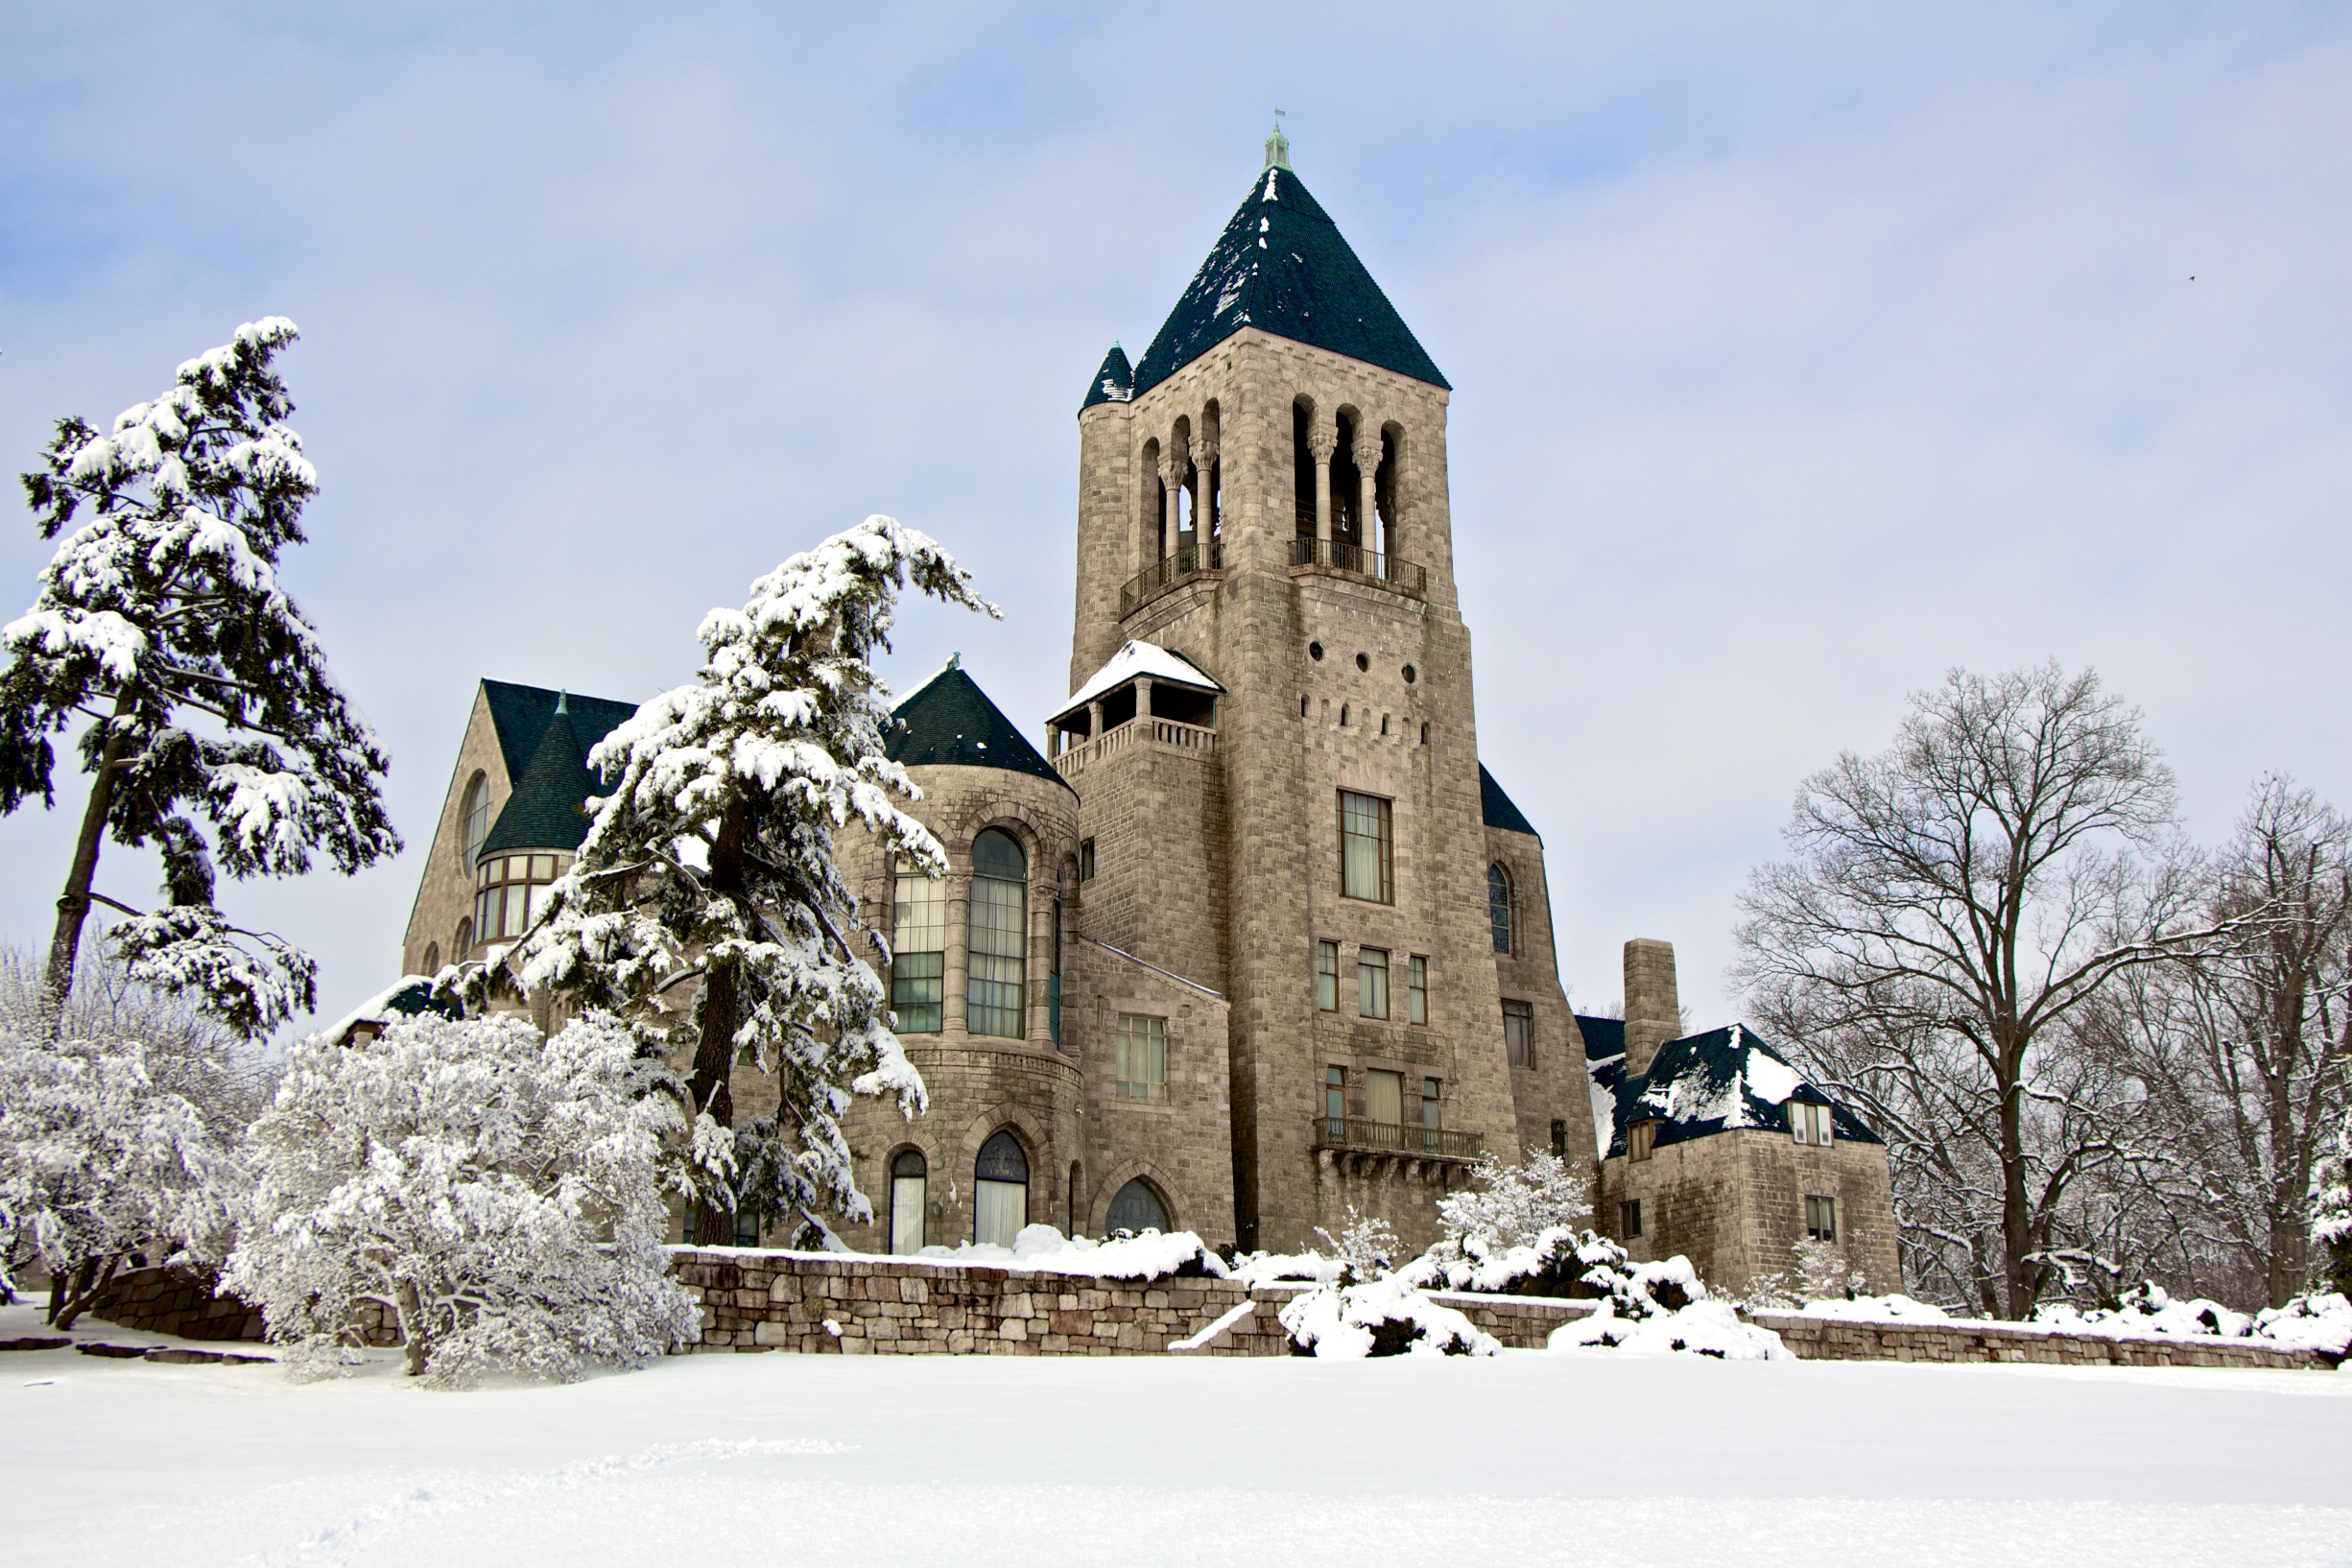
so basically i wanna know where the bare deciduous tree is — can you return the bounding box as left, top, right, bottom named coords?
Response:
left=1735, top=662, right=2219, bottom=1318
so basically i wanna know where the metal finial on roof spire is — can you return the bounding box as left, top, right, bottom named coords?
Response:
left=1264, top=109, right=1291, bottom=171
left=555, top=688, right=568, bottom=713
left=947, top=652, right=961, bottom=670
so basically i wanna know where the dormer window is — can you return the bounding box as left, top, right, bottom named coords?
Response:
left=1793, top=1102, right=1835, bottom=1147
left=1627, top=1119, right=1660, bottom=1162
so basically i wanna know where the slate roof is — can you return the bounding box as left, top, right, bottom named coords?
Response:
left=1480, top=763, right=1540, bottom=838
left=477, top=679, right=639, bottom=860
left=1126, top=163, right=1449, bottom=401
left=1050, top=640, right=1223, bottom=725
left=890, top=662, right=1071, bottom=791
left=1081, top=343, right=1134, bottom=409
left=1584, top=1020, right=1886, bottom=1157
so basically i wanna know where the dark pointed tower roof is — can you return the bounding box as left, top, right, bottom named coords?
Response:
left=1479, top=763, right=1540, bottom=839
left=477, top=680, right=640, bottom=861
left=889, top=661, right=1071, bottom=792
left=1129, top=159, right=1448, bottom=399
left=1081, top=343, right=1134, bottom=410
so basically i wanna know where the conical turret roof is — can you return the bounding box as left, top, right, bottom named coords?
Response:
left=1081, top=343, right=1134, bottom=410
left=1129, top=163, right=1448, bottom=399
left=888, top=661, right=1070, bottom=791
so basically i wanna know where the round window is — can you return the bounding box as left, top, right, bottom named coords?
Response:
left=1308, top=641, right=1324, bottom=661
left=1402, top=664, right=1416, bottom=684
left=1355, top=653, right=1370, bottom=672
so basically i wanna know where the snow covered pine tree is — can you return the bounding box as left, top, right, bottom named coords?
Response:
left=509, top=516, right=993, bottom=1245
left=2, top=319, right=399, bottom=1035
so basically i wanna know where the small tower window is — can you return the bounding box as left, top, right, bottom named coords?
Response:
left=1805, top=1195, right=1838, bottom=1242
left=1488, top=864, right=1513, bottom=954
left=459, top=771, right=490, bottom=867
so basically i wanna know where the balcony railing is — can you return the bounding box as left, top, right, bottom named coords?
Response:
left=1313, top=1116, right=1483, bottom=1161
left=1120, top=539, right=1222, bottom=616
left=1289, top=535, right=1427, bottom=597
left=1052, top=716, right=1216, bottom=781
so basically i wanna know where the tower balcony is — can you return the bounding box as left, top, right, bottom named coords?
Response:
left=1289, top=535, right=1428, bottom=598
left=1052, top=715, right=1217, bottom=782
left=1312, top=1115, right=1482, bottom=1162
left=1120, top=540, right=1223, bottom=616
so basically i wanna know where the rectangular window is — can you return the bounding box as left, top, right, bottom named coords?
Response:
left=1627, top=1120, right=1657, bottom=1162
left=1316, top=940, right=1340, bottom=1011
left=1793, top=1102, right=1835, bottom=1147
left=1407, top=956, right=1428, bottom=1025
left=1114, top=1014, right=1168, bottom=1101
left=1621, top=1200, right=1643, bottom=1240
left=1550, top=1119, right=1568, bottom=1158
left=1080, top=838, right=1096, bottom=882
left=1358, top=946, right=1390, bottom=1019
left=1806, top=1195, right=1837, bottom=1243
left=1323, top=1064, right=1346, bottom=1134
left=967, top=872, right=1026, bottom=1038
left=891, top=857, right=947, bottom=1033
left=1338, top=791, right=1393, bottom=903
left=1366, top=1068, right=1404, bottom=1127
left=1503, top=999, right=1533, bottom=1068
left=1419, top=1077, right=1441, bottom=1148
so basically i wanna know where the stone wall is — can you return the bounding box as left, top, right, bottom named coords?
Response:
left=1750, top=1310, right=2336, bottom=1371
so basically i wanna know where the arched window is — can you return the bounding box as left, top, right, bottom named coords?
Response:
left=974, top=1130, right=1029, bottom=1247
left=890, top=1148, right=927, bottom=1255
left=420, top=941, right=440, bottom=977
left=1068, top=1161, right=1083, bottom=1234
left=1107, top=1178, right=1169, bottom=1236
left=967, top=829, right=1027, bottom=1038
left=459, top=771, right=490, bottom=867
left=1488, top=864, right=1513, bottom=955
left=454, top=916, right=474, bottom=958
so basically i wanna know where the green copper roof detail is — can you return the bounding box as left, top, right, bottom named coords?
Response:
left=477, top=678, right=639, bottom=861
left=1081, top=343, right=1134, bottom=410
left=1480, top=763, right=1540, bottom=838
left=889, top=664, right=1071, bottom=792
left=1129, top=163, right=1448, bottom=398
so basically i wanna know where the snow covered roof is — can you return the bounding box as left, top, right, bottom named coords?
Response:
left=889, top=661, right=1070, bottom=790
left=1049, top=641, right=1222, bottom=726
left=1480, top=764, right=1539, bottom=839
left=1081, top=343, right=1134, bottom=410
left=478, top=679, right=639, bottom=861
left=1126, top=163, right=1449, bottom=402
left=325, top=976, right=463, bottom=1044
left=1586, top=1021, right=1885, bottom=1156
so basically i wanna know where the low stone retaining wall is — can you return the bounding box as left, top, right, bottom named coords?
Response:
left=76, top=1250, right=2334, bottom=1370
left=1750, top=1311, right=2336, bottom=1371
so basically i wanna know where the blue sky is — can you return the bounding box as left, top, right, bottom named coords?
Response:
left=3, top=3, right=2348, bottom=1033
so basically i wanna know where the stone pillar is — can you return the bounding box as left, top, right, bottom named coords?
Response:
left=1197, top=439, right=1220, bottom=542
left=1310, top=424, right=1337, bottom=548
left=1137, top=676, right=1155, bottom=725
left=1354, top=429, right=1379, bottom=569
left=1162, top=437, right=1190, bottom=557
left=1088, top=699, right=1105, bottom=740
left=1623, top=938, right=1681, bottom=1078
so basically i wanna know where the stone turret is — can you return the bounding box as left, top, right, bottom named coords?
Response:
left=1622, top=938, right=1681, bottom=1077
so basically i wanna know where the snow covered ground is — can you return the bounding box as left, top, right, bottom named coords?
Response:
left=5, top=1302, right=2350, bottom=1567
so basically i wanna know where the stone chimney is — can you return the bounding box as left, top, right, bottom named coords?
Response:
left=1623, top=938, right=1681, bottom=1078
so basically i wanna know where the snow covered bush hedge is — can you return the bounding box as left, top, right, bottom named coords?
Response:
left=1280, top=1275, right=1500, bottom=1358
left=1552, top=1240, right=1792, bottom=1360
left=226, top=1010, right=698, bottom=1387
left=914, top=1223, right=1228, bottom=1281
left=1397, top=1150, right=1595, bottom=1295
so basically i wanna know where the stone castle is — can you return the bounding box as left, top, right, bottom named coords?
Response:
left=393, top=129, right=1899, bottom=1296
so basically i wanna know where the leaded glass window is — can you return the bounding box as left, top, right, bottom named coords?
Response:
left=892, top=857, right=946, bottom=1033
left=975, top=1130, right=1029, bottom=1247
left=1488, top=864, right=1513, bottom=954
left=1107, top=1178, right=1169, bottom=1236
left=1339, top=791, right=1392, bottom=903
left=1115, top=1013, right=1167, bottom=1100
left=967, top=829, right=1027, bottom=1038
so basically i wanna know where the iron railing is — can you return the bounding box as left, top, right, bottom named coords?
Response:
left=1289, top=535, right=1427, bottom=596
left=1313, top=1116, right=1483, bottom=1160
left=1120, top=539, right=1222, bottom=615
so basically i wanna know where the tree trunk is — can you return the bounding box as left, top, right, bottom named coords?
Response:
left=397, top=1281, right=428, bottom=1377
left=44, top=722, right=131, bottom=1019
left=1998, top=1044, right=2034, bottom=1319
left=52, top=1253, right=120, bottom=1331
left=687, top=801, right=748, bottom=1247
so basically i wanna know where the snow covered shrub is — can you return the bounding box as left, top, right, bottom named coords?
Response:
left=1741, top=1237, right=1866, bottom=1310
left=2314, top=1104, right=2352, bottom=1295
left=507, top=516, right=992, bottom=1244
left=1280, top=1275, right=1500, bottom=1358
left=1313, top=1205, right=1402, bottom=1283
left=1553, top=1248, right=1792, bottom=1360
left=3, top=318, right=398, bottom=1034
left=2250, top=1293, right=2352, bottom=1361
left=227, top=1010, right=698, bottom=1387
left=916, top=1223, right=1229, bottom=1281
left=0, top=1023, right=237, bottom=1328
left=2032, top=1283, right=2253, bottom=1339
left=1399, top=1150, right=1594, bottom=1295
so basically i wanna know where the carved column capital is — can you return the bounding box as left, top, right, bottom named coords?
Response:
left=1307, top=424, right=1337, bottom=463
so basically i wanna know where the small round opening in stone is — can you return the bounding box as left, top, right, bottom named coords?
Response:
left=1402, top=664, right=1416, bottom=683
left=1355, top=653, right=1370, bottom=672
left=1308, top=641, right=1324, bottom=660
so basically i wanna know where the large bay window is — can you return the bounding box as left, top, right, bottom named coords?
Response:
left=474, top=853, right=562, bottom=945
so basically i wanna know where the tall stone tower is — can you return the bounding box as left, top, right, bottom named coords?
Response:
left=1053, top=130, right=1590, bottom=1251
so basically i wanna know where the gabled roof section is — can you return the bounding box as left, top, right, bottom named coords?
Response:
left=1588, top=1023, right=1886, bottom=1157
left=890, top=662, right=1071, bottom=792
left=477, top=680, right=639, bottom=862
left=1480, top=763, right=1539, bottom=838
left=1130, top=164, right=1448, bottom=398
left=1081, top=343, right=1134, bottom=410
left=1049, top=640, right=1223, bottom=725
left=1577, top=1014, right=1627, bottom=1063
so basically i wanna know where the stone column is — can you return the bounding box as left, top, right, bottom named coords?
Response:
left=1197, top=438, right=1220, bottom=545
left=1136, top=676, right=1155, bottom=725
left=1354, top=429, right=1380, bottom=570
left=1161, top=439, right=1190, bottom=558
left=1088, top=698, right=1105, bottom=741
left=1309, top=424, right=1337, bottom=549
